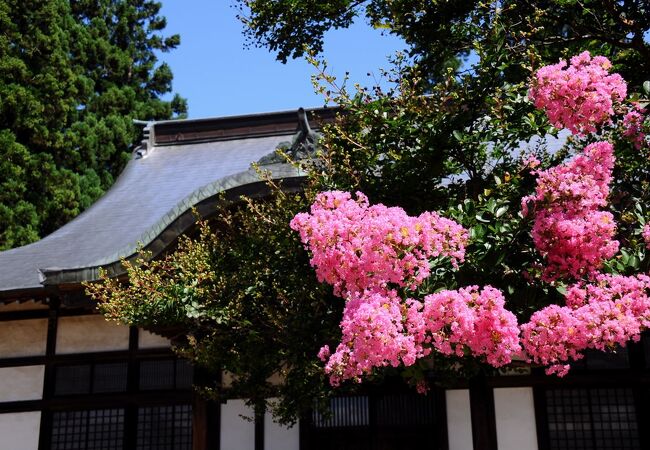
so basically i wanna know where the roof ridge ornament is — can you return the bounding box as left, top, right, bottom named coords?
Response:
left=132, top=120, right=155, bottom=159
left=257, top=107, right=320, bottom=165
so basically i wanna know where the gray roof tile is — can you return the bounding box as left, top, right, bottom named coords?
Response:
left=0, top=133, right=296, bottom=295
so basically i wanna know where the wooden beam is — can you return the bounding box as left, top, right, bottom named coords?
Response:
left=469, top=373, right=498, bottom=450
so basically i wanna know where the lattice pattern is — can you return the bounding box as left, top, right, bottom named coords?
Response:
left=139, top=359, right=193, bottom=391
left=176, top=359, right=193, bottom=389
left=140, top=360, right=175, bottom=390
left=136, top=404, right=192, bottom=450
left=307, top=392, right=440, bottom=450
left=376, top=393, right=436, bottom=427
left=55, top=365, right=91, bottom=395
left=55, top=362, right=129, bottom=396
left=545, top=388, right=641, bottom=449
left=51, top=409, right=125, bottom=450
left=93, top=362, right=128, bottom=393
left=312, top=396, right=370, bottom=428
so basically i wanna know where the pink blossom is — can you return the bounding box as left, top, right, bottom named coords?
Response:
left=290, top=191, right=468, bottom=297
left=529, top=51, right=627, bottom=135
left=415, top=380, right=429, bottom=394
left=320, top=286, right=521, bottom=386
left=520, top=274, right=650, bottom=375
left=292, top=51, right=649, bottom=387
left=522, top=141, right=619, bottom=280
left=521, top=154, right=541, bottom=170
left=643, top=223, right=650, bottom=249
left=321, top=290, right=427, bottom=386
left=317, top=345, right=331, bottom=361
left=622, top=105, right=646, bottom=149
left=422, top=286, right=521, bottom=367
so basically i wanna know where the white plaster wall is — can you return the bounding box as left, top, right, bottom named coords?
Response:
left=494, top=387, right=538, bottom=450
left=138, top=329, right=170, bottom=349
left=56, top=315, right=129, bottom=354
left=446, top=389, right=473, bottom=450
left=0, top=319, right=47, bottom=358
left=264, top=399, right=299, bottom=450
left=0, top=411, right=41, bottom=450
left=0, top=366, right=44, bottom=402
left=220, top=399, right=255, bottom=450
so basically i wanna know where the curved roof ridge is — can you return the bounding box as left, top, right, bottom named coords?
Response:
left=40, top=162, right=304, bottom=282
left=0, top=109, right=318, bottom=299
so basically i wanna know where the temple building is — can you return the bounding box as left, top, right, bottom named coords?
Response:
left=0, top=108, right=647, bottom=450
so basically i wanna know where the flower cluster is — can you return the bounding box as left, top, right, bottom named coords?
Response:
left=295, top=52, right=648, bottom=387
left=520, top=274, right=650, bottom=376
left=522, top=141, right=619, bottom=280
left=290, top=191, right=468, bottom=297
left=529, top=51, right=627, bottom=135
left=422, top=286, right=521, bottom=367
left=293, top=192, right=524, bottom=386
left=319, top=286, right=521, bottom=386
left=622, top=105, right=646, bottom=149
left=643, top=223, right=650, bottom=249
left=318, top=290, right=427, bottom=386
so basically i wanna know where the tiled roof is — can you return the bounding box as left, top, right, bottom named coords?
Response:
left=0, top=108, right=330, bottom=299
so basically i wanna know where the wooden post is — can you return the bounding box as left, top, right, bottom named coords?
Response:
left=193, top=367, right=221, bottom=450
left=469, top=373, right=497, bottom=450
left=38, top=294, right=59, bottom=450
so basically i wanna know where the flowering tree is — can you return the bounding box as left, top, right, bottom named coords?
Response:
left=89, top=42, right=650, bottom=423
left=291, top=51, right=650, bottom=389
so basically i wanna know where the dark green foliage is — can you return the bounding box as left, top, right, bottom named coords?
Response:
left=236, top=0, right=359, bottom=63
left=238, top=0, right=650, bottom=85
left=88, top=192, right=343, bottom=424
left=0, top=0, right=186, bottom=249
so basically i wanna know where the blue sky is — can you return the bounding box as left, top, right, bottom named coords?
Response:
left=158, top=1, right=405, bottom=119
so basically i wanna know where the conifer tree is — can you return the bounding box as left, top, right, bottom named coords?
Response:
left=0, top=0, right=186, bottom=249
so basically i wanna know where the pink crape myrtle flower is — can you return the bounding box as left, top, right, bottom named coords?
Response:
left=622, top=105, right=646, bottom=149
left=521, top=154, right=541, bottom=170
left=290, top=191, right=468, bottom=297
left=293, top=192, right=524, bottom=387
left=319, top=290, right=428, bottom=386
left=522, top=141, right=619, bottom=280
left=422, top=286, right=522, bottom=367
left=529, top=51, right=627, bottom=135
left=520, top=274, right=650, bottom=376
left=319, top=286, right=521, bottom=386
left=643, top=223, right=650, bottom=249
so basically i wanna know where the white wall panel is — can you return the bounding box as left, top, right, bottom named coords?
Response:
left=264, top=400, right=299, bottom=450
left=56, top=315, right=129, bottom=354
left=0, top=319, right=47, bottom=358
left=494, top=387, right=538, bottom=450
left=220, top=399, right=255, bottom=450
left=0, top=366, right=44, bottom=402
left=138, top=329, right=170, bottom=349
left=446, top=389, right=473, bottom=450
left=0, top=411, right=41, bottom=450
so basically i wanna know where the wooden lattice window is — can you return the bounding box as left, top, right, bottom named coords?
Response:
left=306, top=391, right=442, bottom=450
left=51, top=408, right=125, bottom=450
left=136, top=404, right=193, bottom=450
left=542, top=387, right=641, bottom=450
